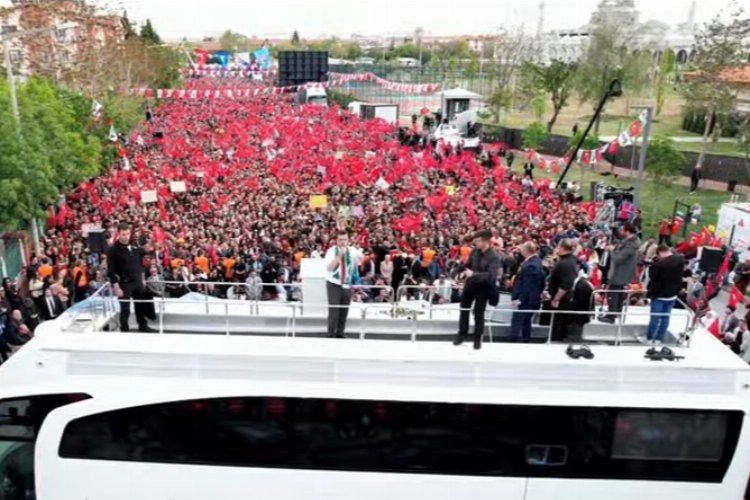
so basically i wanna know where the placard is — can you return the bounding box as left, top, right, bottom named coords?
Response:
left=310, top=195, right=328, bottom=209
left=141, top=190, right=158, bottom=203
left=170, top=181, right=186, bottom=193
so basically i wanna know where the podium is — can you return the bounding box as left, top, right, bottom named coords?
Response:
left=300, top=258, right=328, bottom=316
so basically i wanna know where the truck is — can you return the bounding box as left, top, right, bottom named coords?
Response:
left=298, top=86, right=328, bottom=106
left=347, top=102, right=399, bottom=125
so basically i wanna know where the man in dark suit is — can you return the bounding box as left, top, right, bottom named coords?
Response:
left=510, top=242, right=545, bottom=342
left=41, top=288, right=64, bottom=321
left=107, top=222, right=154, bottom=333
left=454, top=230, right=502, bottom=350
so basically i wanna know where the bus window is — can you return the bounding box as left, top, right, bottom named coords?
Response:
left=0, top=394, right=90, bottom=500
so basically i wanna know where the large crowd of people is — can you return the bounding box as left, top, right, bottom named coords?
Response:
left=0, top=79, right=748, bottom=359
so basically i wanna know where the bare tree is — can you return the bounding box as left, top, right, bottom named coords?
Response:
left=483, top=27, right=535, bottom=121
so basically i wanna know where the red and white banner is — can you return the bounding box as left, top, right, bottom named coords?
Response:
left=183, top=68, right=271, bottom=78
left=130, top=73, right=441, bottom=99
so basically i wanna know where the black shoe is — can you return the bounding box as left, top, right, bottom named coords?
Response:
left=566, top=344, right=594, bottom=360
left=138, top=325, right=156, bottom=333
left=335, top=334, right=346, bottom=339
left=473, top=337, right=482, bottom=350
left=453, top=334, right=466, bottom=346
left=598, top=316, right=615, bottom=324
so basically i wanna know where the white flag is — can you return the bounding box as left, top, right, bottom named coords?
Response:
left=617, top=131, right=633, bottom=147
left=376, top=176, right=390, bottom=191
left=92, top=100, right=103, bottom=119
left=123, top=156, right=131, bottom=171
left=108, top=124, right=118, bottom=142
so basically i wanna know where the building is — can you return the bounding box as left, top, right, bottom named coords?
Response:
left=0, top=0, right=125, bottom=76
left=540, top=0, right=698, bottom=64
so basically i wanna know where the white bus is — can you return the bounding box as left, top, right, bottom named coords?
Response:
left=1, top=321, right=750, bottom=500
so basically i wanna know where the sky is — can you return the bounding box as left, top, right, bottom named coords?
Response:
left=3, top=0, right=748, bottom=40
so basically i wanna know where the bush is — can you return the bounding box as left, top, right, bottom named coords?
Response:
left=523, top=122, right=549, bottom=150
left=327, top=89, right=357, bottom=108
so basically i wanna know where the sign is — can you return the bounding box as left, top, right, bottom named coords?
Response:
left=141, top=190, right=158, bottom=203
left=253, top=47, right=271, bottom=71
left=81, top=223, right=101, bottom=237
left=310, top=195, right=328, bottom=209
left=338, top=206, right=352, bottom=218
left=376, top=177, right=390, bottom=191
left=170, top=181, right=187, bottom=193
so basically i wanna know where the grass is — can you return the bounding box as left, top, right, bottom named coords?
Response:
left=526, top=160, right=735, bottom=238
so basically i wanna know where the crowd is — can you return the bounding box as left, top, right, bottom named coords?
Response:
left=0, top=80, right=746, bottom=358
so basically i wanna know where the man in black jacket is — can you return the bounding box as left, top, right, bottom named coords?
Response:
left=107, top=223, right=154, bottom=332
left=645, top=245, right=685, bottom=344
left=454, top=230, right=502, bottom=350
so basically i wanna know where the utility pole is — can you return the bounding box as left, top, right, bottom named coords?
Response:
left=634, top=106, right=654, bottom=207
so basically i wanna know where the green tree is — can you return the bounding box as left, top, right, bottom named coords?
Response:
left=522, top=60, right=577, bottom=132
left=139, top=19, right=162, bottom=45
left=682, top=5, right=750, bottom=169
left=645, top=138, right=686, bottom=224
left=219, top=30, right=252, bottom=52
left=487, top=87, right=513, bottom=123
left=655, top=49, right=676, bottom=116
left=523, top=122, right=549, bottom=150
left=291, top=30, right=301, bottom=45
left=466, top=51, right=480, bottom=80
left=576, top=21, right=650, bottom=135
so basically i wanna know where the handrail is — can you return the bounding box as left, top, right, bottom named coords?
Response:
left=68, top=291, right=686, bottom=346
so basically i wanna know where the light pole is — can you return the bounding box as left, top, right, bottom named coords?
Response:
left=2, top=22, right=76, bottom=254
left=557, top=79, right=623, bottom=186
left=632, top=105, right=654, bottom=207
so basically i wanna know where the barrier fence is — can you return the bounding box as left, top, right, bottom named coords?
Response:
left=58, top=282, right=695, bottom=347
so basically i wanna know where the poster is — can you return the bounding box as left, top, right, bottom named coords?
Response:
left=253, top=47, right=271, bottom=70
left=141, top=190, right=158, bottom=203
left=170, top=181, right=187, bottom=193
left=310, top=195, right=328, bottom=209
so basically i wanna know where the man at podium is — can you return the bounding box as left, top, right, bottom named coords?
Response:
left=325, top=231, right=360, bottom=338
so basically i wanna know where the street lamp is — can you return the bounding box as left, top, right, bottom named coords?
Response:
left=557, top=78, right=623, bottom=186
left=2, top=22, right=77, bottom=254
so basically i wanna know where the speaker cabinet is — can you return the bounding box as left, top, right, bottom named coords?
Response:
left=700, top=246, right=724, bottom=274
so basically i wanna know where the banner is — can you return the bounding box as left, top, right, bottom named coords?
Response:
left=215, top=51, right=231, bottom=68
left=310, top=194, right=328, bottom=209
left=254, top=47, right=271, bottom=71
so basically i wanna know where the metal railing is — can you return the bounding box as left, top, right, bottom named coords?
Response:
left=61, top=282, right=695, bottom=347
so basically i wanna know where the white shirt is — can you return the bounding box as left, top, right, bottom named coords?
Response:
left=325, top=246, right=361, bottom=289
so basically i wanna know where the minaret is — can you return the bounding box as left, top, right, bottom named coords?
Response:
left=687, top=0, right=696, bottom=26
left=536, top=1, right=546, bottom=37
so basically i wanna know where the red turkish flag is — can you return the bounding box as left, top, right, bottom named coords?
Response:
left=608, top=140, right=619, bottom=155
left=551, top=160, right=560, bottom=174
left=538, top=158, right=546, bottom=170
left=581, top=151, right=591, bottom=165
left=629, top=120, right=642, bottom=138
left=528, top=149, right=537, bottom=161
left=729, top=285, right=745, bottom=309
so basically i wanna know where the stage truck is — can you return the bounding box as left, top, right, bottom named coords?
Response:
left=1, top=283, right=749, bottom=500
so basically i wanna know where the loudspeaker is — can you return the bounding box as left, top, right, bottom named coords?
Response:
left=87, top=230, right=107, bottom=254
left=700, top=247, right=724, bottom=274
left=278, top=50, right=328, bottom=87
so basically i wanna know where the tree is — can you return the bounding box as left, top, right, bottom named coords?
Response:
left=655, top=49, right=676, bottom=116
left=466, top=52, right=480, bottom=80
left=576, top=20, right=650, bottom=135
left=645, top=138, right=686, bottom=224
left=487, top=87, right=513, bottom=123
left=139, top=19, right=162, bottom=45
left=291, top=30, right=301, bottom=46
left=523, top=122, right=549, bottom=150
left=682, top=5, right=750, bottom=169
left=0, top=78, right=103, bottom=230
left=522, top=60, right=577, bottom=132
left=483, top=27, right=535, bottom=122
left=219, top=30, right=252, bottom=52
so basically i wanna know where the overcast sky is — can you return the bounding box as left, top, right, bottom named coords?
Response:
left=4, top=0, right=748, bottom=40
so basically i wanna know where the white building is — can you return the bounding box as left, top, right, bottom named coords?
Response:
left=540, top=0, right=698, bottom=64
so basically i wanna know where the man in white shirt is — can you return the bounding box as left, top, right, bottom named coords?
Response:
left=325, top=231, right=359, bottom=338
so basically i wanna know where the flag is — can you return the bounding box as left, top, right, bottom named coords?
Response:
left=608, top=140, right=619, bottom=156
left=617, top=131, right=633, bottom=147
left=108, top=124, right=118, bottom=142
left=376, top=176, right=390, bottom=191
left=92, top=100, right=103, bottom=121
left=629, top=120, right=642, bottom=138
left=729, top=285, right=745, bottom=309
left=528, top=149, right=536, bottom=161
left=717, top=250, right=733, bottom=286
left=581, top=151, right=591, bottom=165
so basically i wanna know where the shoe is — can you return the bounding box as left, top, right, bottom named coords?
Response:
left=635, top=335, right=648, bottom=344
left=138, top=325, right=156, bottom=333
left=598, top=316, right=615, bottom=324
left=566, top=344, right=594, bottom=360
left=473, top=337, right=482, bottom=350
left=453, top=334, right=467, bottom=346
left=335, top=334, right=346, bottom=339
